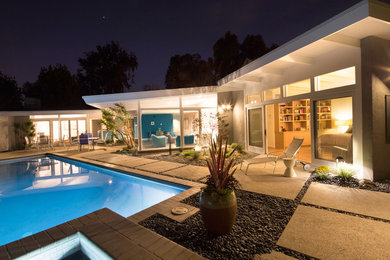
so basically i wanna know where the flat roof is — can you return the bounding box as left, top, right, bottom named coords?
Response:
left=83, top=86, right=218, bottom=109
left=218, top=0, right=390, bottom=87
left=0, top=109, right=100, bottom=117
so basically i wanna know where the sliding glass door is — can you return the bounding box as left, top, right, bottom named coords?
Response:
left=247, top=106, right=265, bottom=153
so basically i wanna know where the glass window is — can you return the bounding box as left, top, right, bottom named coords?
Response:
left=78, top=120, right=86, bottom=134
left=263, top=87, right=281, bottom=101
left=53, top=121, right=60, bottom=142
left=60, top=114, right=86, bottom=118
left=248, top=108, right=263, bottom=148
left=315, top=67, right=355, bottom=91
left=246, top=94, right=260, bottom=105
left=61, top=121, right=69, bottom=141
left=183, top=110, right=199, bottom=146
left=315, top=97, right=353, bottom=163
left=284, top=79, right=311, bottom=97
left=30, top=115, right=58, bottom=119
left=35, top=121, right=50, bottom=137
left=70, top=120, right=78, bottom=138
left=140, top=109, right=180, bottom=150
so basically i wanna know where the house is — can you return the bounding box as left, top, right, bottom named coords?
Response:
left=2, top=0, right=389, bottom=181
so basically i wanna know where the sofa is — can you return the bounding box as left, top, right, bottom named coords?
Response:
left=317, top=133, right=352, bottom=163
left=175, top=135, right=195, bottom=147
left=151, top=134, right=168, bottom=147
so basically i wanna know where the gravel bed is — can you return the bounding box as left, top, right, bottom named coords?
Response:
left=140, top=190, right=312, bottom=260
left=312, top=174, right=390, bottom=193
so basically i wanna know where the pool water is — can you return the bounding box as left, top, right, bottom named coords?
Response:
left=0, top=156, right=187, bottom=246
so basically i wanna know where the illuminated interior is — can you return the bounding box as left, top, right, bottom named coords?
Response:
left=283, top=79, right=311, bottom=97
left=263, top=87, right=281, bottom=101
left=315, top=67, right=356, bottom=91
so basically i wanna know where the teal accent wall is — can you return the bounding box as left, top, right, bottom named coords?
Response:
left=141, top=114, right=173, bottom=138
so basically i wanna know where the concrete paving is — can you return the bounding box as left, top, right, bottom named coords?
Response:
left=302, top=182, right=390, bottom=220
left=277, top=205, right=390, bottom=260
left=254, top=251, right=297, bottom=260
left=164, top=165, right=210, bottom=181
left=136, top=160, right=186, bottom=173
left=235, top=161, right=310, bottom=200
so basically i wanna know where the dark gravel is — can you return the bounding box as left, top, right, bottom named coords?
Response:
left=140, top=190, right=307, bottom=260
left=312, top=174, right=390, bottom=193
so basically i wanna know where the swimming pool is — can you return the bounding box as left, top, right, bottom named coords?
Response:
left=0, top=155, right=188, bottom=246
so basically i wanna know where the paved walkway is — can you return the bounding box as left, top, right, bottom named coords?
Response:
left=2, top=148, right=390, bottom=259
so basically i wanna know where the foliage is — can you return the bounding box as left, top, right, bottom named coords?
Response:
left=24, top=64, right=85, bottom=109
left=78, top=41, right=138, bottom=95
left=316, top=173, right=330, bottom=181
left=14, top=119, right=36, bottom=147
left=192, top=111, right=229, bottom=145
left=192, top=151, right=201, bottom=161
left=205, top=137, right=240, bottom=191
left=333, top=162, right=356, bottom=181
left=0, top=71, right=22, bottom=110
left=315, top=166, right=331, bottom=173
left=101, top=103, right=136, bottom=149
left=183, top=151, right=193, bottom=157
left=165, top=54, right=215, bottom=89
left=230, top=143, right=244, bottom=154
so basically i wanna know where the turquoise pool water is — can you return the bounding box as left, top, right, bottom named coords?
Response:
left=0, top=155, right=187, bottom=246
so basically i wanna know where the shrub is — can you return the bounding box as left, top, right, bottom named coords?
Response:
left=230, top=143, right=244, bottom=153
left=183, top=151, right=193, bottom=157
left=334, top=162, right=356, bottom=181
left=174, top=152, right=181, bottom=156
left=316, top=166, right=331, bottom=173
left=192, top=151, right=201, bottom=161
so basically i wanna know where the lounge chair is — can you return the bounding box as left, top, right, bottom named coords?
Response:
left=240, top=137, right=304, bottom=175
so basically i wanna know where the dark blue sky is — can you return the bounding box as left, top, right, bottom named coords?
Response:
left=0, top=0, right=362, bottom=92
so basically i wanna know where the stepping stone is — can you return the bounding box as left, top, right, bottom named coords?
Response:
left=164, top=165, right=209, bottom=181
left=277, top=205, right=390, bottom=260
left=253, top=251, right=297, bottom=260
left=118, top=158, right=159, bottom=167
left=136, top=161, right=185, bottom=173
left=302, top=182, right=390, bottom=220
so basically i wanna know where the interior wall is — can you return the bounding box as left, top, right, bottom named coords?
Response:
left=266, top=105, right=275, bottom=148
left=141, top=114, right=173, bottom=138
left=232, top=91, right=245, bottom=145
left=361, top=36, right=390, bottom=180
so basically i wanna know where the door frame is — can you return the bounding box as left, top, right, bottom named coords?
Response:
left=246, top=105, right=266, bottom=154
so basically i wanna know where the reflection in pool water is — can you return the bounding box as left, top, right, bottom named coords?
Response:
left=0, top=156, right=187, bottom=246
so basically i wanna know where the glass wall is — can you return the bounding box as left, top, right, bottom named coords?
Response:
left=283, top=79, right=311, bottom=97
left=248, top=108, right=263, bottom=148
left=315, top=97, right=353, bottom=163
left=140, top=110, right=181, bottom=149
left=263, top=87, right=281, bottom=101
left=182, top=110, right=199, bottom=147
left=315, top=67, right=355, bottom=91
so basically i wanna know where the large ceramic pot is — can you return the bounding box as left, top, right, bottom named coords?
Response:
left=200, top=189, right=237, bottom=235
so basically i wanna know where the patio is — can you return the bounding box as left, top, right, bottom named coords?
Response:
left=1, top=148, right=390, bottom=259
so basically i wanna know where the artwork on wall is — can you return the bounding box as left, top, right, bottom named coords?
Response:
left=386, top=95, right=390, bottom=144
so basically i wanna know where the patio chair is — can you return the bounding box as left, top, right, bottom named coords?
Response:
left=62, top=135, right=71, bottom=149
left=240, top=137, right=304, bottom=175
left=24, top=136, right=38, bottom=150
left=37, top=133, right=51, bottom=150
left=79, top=133, right=90, bottom=151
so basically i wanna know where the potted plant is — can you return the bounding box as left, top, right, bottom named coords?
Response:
left=200, top=137, right=240, bottom=235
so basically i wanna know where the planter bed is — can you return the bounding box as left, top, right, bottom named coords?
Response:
left=139, top=190, right=313, bottom=260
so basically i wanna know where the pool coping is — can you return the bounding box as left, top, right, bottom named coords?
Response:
left=0, top=152, right=204, bottom=259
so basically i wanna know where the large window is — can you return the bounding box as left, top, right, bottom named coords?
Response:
left=263, top=87, right=281, bottom=101
left=283, top=79, right=311, bottom=97
left=315, top=97, right=353, bottom=163
left=248, top=108, right=263, bottom=148
left=315, top=67, right=355, bottom=91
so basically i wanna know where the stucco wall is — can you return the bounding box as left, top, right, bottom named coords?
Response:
left=231, top=91, right=245, bottom=145
left=361, top=36, right=390, bottom=180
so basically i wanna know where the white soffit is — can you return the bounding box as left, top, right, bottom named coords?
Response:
left=218, top=0, right=390, bottom=86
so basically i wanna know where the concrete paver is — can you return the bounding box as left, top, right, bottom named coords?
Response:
left=164, top=164, right=210, bottom=181
left=277, top=205, right=390, bottom=260
left=302, top=182, right=390, bottom=220
left=136, top=160, right=185, bottom=173
left=254, top=251, right=297, bottom=260
left=236, top=161, right=310, bottom=200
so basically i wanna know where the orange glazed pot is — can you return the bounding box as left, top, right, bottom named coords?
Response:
left=200, top=190, right=237, bottom=235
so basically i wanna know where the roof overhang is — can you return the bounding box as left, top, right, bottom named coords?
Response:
left=83, top=86, right=218, bottom=109
left=218, top=0, right=390, bottom=88
left=0, top=109, right=100, bottom=117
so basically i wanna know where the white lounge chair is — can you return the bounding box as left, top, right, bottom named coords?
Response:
left=240, top=137, right=304, bottom=175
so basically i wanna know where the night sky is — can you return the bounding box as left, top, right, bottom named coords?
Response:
left=1, top=0, right=362, bottom=92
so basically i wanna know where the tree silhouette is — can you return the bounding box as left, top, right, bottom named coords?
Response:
left=78, top=41, right=138, bottom=95
left=0, top=71, right=22, bottom=110
left=213, top=32, right=241, bottom=80
left=24, top=64, right=85, bottom=109
left=165, top=54, right=215, bottom=89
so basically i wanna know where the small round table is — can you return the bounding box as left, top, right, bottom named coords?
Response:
left=283, top=158, right=297, bottom=177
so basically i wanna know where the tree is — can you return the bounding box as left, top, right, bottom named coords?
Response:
left=78, top=41, right=138, bottom=95
left=101, top=103, right=136, bottom=149
left=25, top=64, right=85, bottom=109
left=165, top=54, right=215, bottom=89
left=240, top=34, right=268, bottom=62
left=0, top=71, right=22, bottom=110
left=14, top=119, right=36, bottom=149
left=213, top=32, right=241, bottom=80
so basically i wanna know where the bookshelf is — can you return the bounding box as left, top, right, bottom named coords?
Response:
left=317, top=100, right=333, bottom=130
left=275, top=99, right=311, bottom=148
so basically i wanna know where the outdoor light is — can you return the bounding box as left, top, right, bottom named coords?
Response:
left=194, top=145, right=202, bottom=152
left=335, top=156, right=344, bottom=168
